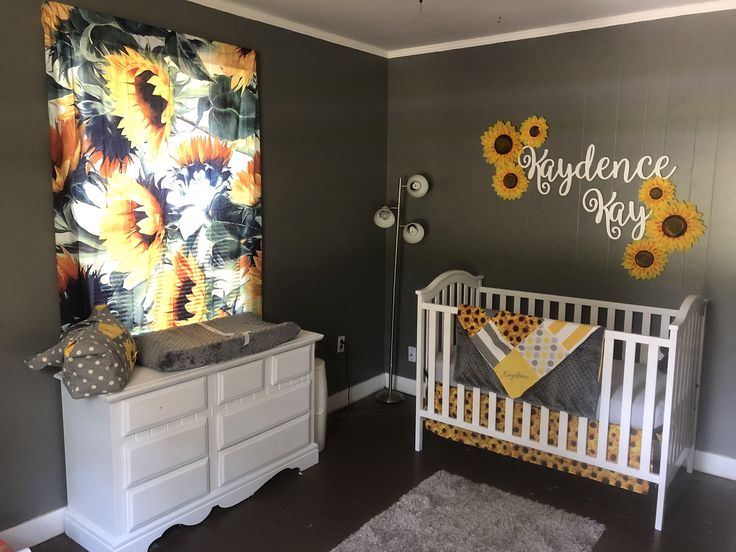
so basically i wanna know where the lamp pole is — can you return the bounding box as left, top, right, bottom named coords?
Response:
left=376, top=177, right=406, bottom=404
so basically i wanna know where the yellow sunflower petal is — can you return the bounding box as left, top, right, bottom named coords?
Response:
left=622, top=239, right=668, bottom=280
left=492, top=164, right=529, bottom=200
left=520, top=116, right=548, bottom=148
left=645, top=200, right=705, bottom=252
left=480, top=121, right=523, bottom=166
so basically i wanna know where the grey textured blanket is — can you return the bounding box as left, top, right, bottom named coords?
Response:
left=135, top=313, right=301, bottom=372
left=454, top=319, right=603, bottom=419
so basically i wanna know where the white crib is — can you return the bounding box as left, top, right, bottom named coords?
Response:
left=414, top=270, right=707, bottom=531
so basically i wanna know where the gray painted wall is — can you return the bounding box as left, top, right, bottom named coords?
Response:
left=0, top=0, right=386, bottom=530
left=387, top=12, right=736, bottom=459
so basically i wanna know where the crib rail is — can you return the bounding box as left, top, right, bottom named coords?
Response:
left=414, top=270, right=706, bottom=532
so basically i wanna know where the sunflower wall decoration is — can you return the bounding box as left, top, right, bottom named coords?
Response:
left=480, top=116, right=547, bottom=201
left=43, top=2, right=262, bottom=334
left=622, top=180, right=705, bottom=280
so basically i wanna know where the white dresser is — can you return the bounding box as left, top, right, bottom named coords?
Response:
left=60, top=331, right=323, bottom=552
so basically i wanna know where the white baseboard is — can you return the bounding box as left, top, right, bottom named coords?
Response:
left=385, top=373, right=417, bottom=397
left=326, top=373, right=385, bottom=413
left=0, top=507, right=65, bottom=550
left=693, top=450, right=736, bottom=481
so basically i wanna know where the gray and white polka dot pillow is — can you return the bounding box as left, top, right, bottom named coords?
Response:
left=25, top=305, right=137, bottom=399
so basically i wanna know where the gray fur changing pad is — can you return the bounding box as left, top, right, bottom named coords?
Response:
left=134, top=313, right=301, bottom=372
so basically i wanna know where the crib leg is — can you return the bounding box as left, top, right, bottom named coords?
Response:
left=686, top=447, right=695, bottom=474
left=415, top=413, right=424, bottom=452
left=655, top=482, right=666, bottom=531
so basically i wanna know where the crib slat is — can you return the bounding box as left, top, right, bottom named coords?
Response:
left=577, top=417, right=588, bottom=455
left=543, top=300, right=550, bottom=319
left=513, top=296, right=520, bottom=313
left=456, top=384, right=465, bottom=421
left=640, top=344, right=660, bottom=472
left=606, top=309, right=616, bottom=330
left=574, top=304, right=582, bottom=323
left=660, top=316, right=671, bottom=338
left=504, top=397, right=514, bottom=435
left=642, top=313, right=652, bottom=337
left=617, top=341, right=636, bottom=467
left=427, top=311, right=437, bottom=414
left=439, top=288, right=445, bottom=306
left=520, top=402, right=531, bottom=440
left=597, top=333, right=615, bottom=460
left=624, top=310, right=633, bottom=333
left=540, top=407, right=550, bottom=446
left=472, top=388, right=480, bottom=426
left=558, top=411, right=569, bottom=452
left=441, top=312, right=451, bottom=417
left=489, top=392, right=497, bottom=429
left=590, top=306, right=599, bottom=326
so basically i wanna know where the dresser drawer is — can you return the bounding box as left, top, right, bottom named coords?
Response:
left=218, top=414, right=310, bottom=486
left=122, top=378, right=207, bottom=436
left=126, top=458, right=209, bottom=530
left=217, top=359, right=265, bottom=405
left=217, top=382, right=310, bottom=450
left=124, top=419, right=207, bottom=487
left=271, top=346, right=310, bottom=385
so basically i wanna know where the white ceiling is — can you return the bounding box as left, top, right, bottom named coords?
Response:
left=188, top=0, right=736, bottom=57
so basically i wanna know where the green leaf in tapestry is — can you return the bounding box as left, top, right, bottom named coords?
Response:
left=163, top=34, right=212, bottom=83
left=208, top=76, right=257, bottom=141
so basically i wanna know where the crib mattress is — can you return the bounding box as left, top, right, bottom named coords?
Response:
left=426, top=382, right=655, bottom=494
left=430, top=347, right=666, bottom=430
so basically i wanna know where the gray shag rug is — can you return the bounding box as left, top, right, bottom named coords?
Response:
left=332, top=471, right=605, bottom=552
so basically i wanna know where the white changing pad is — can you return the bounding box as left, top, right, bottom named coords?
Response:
left=430, top=347, right=666, bottom=430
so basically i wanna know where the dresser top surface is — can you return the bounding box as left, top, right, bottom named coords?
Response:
left=95, top=330, right=322, bottom=403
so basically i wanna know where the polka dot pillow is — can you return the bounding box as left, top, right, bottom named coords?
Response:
left=25, top=305, right=137, bottom=399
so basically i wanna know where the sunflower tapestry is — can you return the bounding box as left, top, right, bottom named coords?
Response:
left=43, top=2, right=262, bottom=334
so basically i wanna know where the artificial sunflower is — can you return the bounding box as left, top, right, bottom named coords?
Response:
left=41, top=1, right=73, bottom=48
left=103, top=47, right=173, bottom=158
left=622, top=239, right=668, bottom=280
left=239, top=250, right=262, bottom=315
left=230, top=152, right=261, bottom=206
left=175, top=136, right=233, bottom=173
left=492, top=164, right=529, bottom=200
left=639, top=176, right=676, bottom=210
left=98, top=173, right=165, bottom=289
left=204, top=42, right=256, bottom=92
left=646, top=200, right=705, bottom=252
left=150, top=252, right=208, bottom=330
left=49, top=109, right=84, bottom=193
left=481, top=121, right=523, bottom=166
left=519, top=116, right=548, bottom=148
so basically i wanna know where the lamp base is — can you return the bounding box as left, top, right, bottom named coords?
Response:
left=374, top=388, right=406, bottom=404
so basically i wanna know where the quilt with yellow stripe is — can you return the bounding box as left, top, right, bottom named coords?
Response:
left=455, top=306, right=604, bottom=418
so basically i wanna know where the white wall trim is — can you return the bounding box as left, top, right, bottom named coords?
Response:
left=0, top=507, right=65, bottom=550
left=327, top=373, right=385, bottom=413
left=693, top=450, right=736, bottom=481
left=388, top=0, right=736, bottom=58
left=187, top=0, right=736, bottom=59
left=385, top=373, right=417, bottom=398
left=185, top=0, right=388, bottom=57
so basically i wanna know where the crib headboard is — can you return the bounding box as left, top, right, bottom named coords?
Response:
left=416, top=270, right=679, bottom=338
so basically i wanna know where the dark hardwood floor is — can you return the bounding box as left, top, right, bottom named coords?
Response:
left=36, top=395, right=736, bottom=552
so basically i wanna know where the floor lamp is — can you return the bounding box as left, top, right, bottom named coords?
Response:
left=373, top=174, right=430, bottom=404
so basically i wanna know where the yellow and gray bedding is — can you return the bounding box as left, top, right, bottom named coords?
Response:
left=426, top=383, right=657, bottom=493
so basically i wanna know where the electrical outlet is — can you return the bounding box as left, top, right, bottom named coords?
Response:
left=337, top=335, right=346, bottom=353
left=408, top=346, right=417, bottom=362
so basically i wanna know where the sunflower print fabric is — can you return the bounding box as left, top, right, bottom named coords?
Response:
left=426, top=383, right=655, bottom=494
left=43, top=2, right=262, bottom=334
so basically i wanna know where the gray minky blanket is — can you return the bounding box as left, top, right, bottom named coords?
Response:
left=331, top=470, right=605, bottom=552
left=134, top=313, right=300, bottom=372
left=454, top=319, right=604, bottom=419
